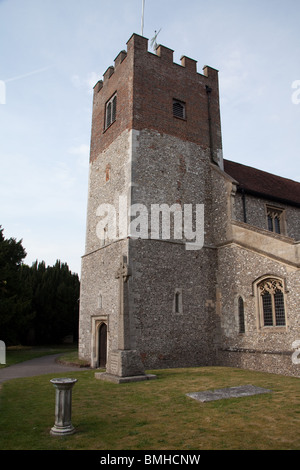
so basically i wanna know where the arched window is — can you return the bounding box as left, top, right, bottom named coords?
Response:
left=105, top=93, right=117, bottom=129
left=267, top=206, right=284, bottom=234
left=173, top=288, right=183, bottom=314
left=100, top=226, right=108, bottom=247
left=112, top=95, right=117, bottom=122
left=98, top=323, right=107, bottom=368
left=238, top=296, right=245, bottom=333
left=258, top=278, right=286, bottom=327
left=175, top=292, right=180, bottom=313
left=106, top=102, right=112, bottom=128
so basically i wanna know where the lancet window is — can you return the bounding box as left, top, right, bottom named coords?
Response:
left=105, top=93, right=117, bottom=129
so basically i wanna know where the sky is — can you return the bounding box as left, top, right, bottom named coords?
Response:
left=0, top=0, right=299, bottom=276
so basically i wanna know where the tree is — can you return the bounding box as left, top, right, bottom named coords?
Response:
left=0, top=226, right=30, bottom=344
left=25, top=260, right=80, bottom=345
left=0, top=226, right=80, bottom=345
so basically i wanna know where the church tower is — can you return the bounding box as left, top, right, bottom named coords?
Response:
left=79, top=34, right=224, bottom=381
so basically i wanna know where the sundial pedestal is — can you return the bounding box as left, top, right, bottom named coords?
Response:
left=50, top=378, right=77, bottom=436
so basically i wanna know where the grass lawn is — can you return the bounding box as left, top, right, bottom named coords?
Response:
left=0, top=363, right=299, bottom=450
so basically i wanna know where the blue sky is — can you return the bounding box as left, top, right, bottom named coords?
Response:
left=0, top=0, right=299, bottom=275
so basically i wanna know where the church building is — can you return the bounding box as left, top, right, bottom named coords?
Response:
left=78, top=34, right=300, bottom=381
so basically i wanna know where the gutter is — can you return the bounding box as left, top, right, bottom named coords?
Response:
left=236, top=185, right=300, bottom=209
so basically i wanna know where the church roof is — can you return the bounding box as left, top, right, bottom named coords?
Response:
left=223, top=159, right=300, bottom=207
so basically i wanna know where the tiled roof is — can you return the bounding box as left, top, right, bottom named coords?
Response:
left=224, top=159, right=300, bottom=206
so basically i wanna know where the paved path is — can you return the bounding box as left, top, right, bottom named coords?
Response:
left=0, top=354, right=89, bottom=384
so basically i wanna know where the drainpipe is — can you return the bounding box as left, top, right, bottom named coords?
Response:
left=241, top=189, right=247, bottom=223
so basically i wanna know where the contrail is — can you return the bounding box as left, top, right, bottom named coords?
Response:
left=5, top=65, right=53, bottom=83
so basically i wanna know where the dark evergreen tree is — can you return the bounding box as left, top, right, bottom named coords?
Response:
left=0, top=226, right=30, bottom=344
left=0, top=226, right=80, bottom=345
left=23, top=260, right=80, bottom=345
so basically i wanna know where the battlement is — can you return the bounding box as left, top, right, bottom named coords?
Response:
left=90, top=33, right=222, bottom=167
left=93, top=33, right=219, bottom=92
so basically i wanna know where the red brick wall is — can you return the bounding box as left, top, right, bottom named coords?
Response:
left=90, top=33, right=222, bottom=163
left=89, top=47, right=133, bottom=162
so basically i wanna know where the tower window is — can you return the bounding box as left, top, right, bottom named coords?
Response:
left=173, top=288, right=183, bottom=314
left=105, top=93, right=117, bottom=129
left=258, top=278, right=286, bottom=327
left=238, top=296, right=245, bottom=333
left=173, top=99, right=186, bottom=119
left=105, top=164, right=111, bottom=182
left=101, top=226, right=108, bottom=247
left=266, top=206, right=284, bottom=234
left=175, top=292, right=180, bottom=313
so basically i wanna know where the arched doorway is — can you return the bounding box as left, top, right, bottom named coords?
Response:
left=98, top=323, right=107, bottom=368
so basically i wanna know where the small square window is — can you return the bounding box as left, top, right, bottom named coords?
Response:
left=105, top=93, right=117, bottom=129
left=173, top=99, right=186, bottom=119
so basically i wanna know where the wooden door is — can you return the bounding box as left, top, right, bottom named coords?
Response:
left=98, top=323, right=107, bottom=368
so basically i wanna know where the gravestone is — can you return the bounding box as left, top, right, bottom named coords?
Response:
left=0, top=341, right=6, bottom=365
left=186, top=385, right=272, bottom=403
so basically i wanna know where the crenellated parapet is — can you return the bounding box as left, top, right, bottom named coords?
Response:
left=94, top=33, right=219, bottom=89
left=90, top=33, right=223, bottom=168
